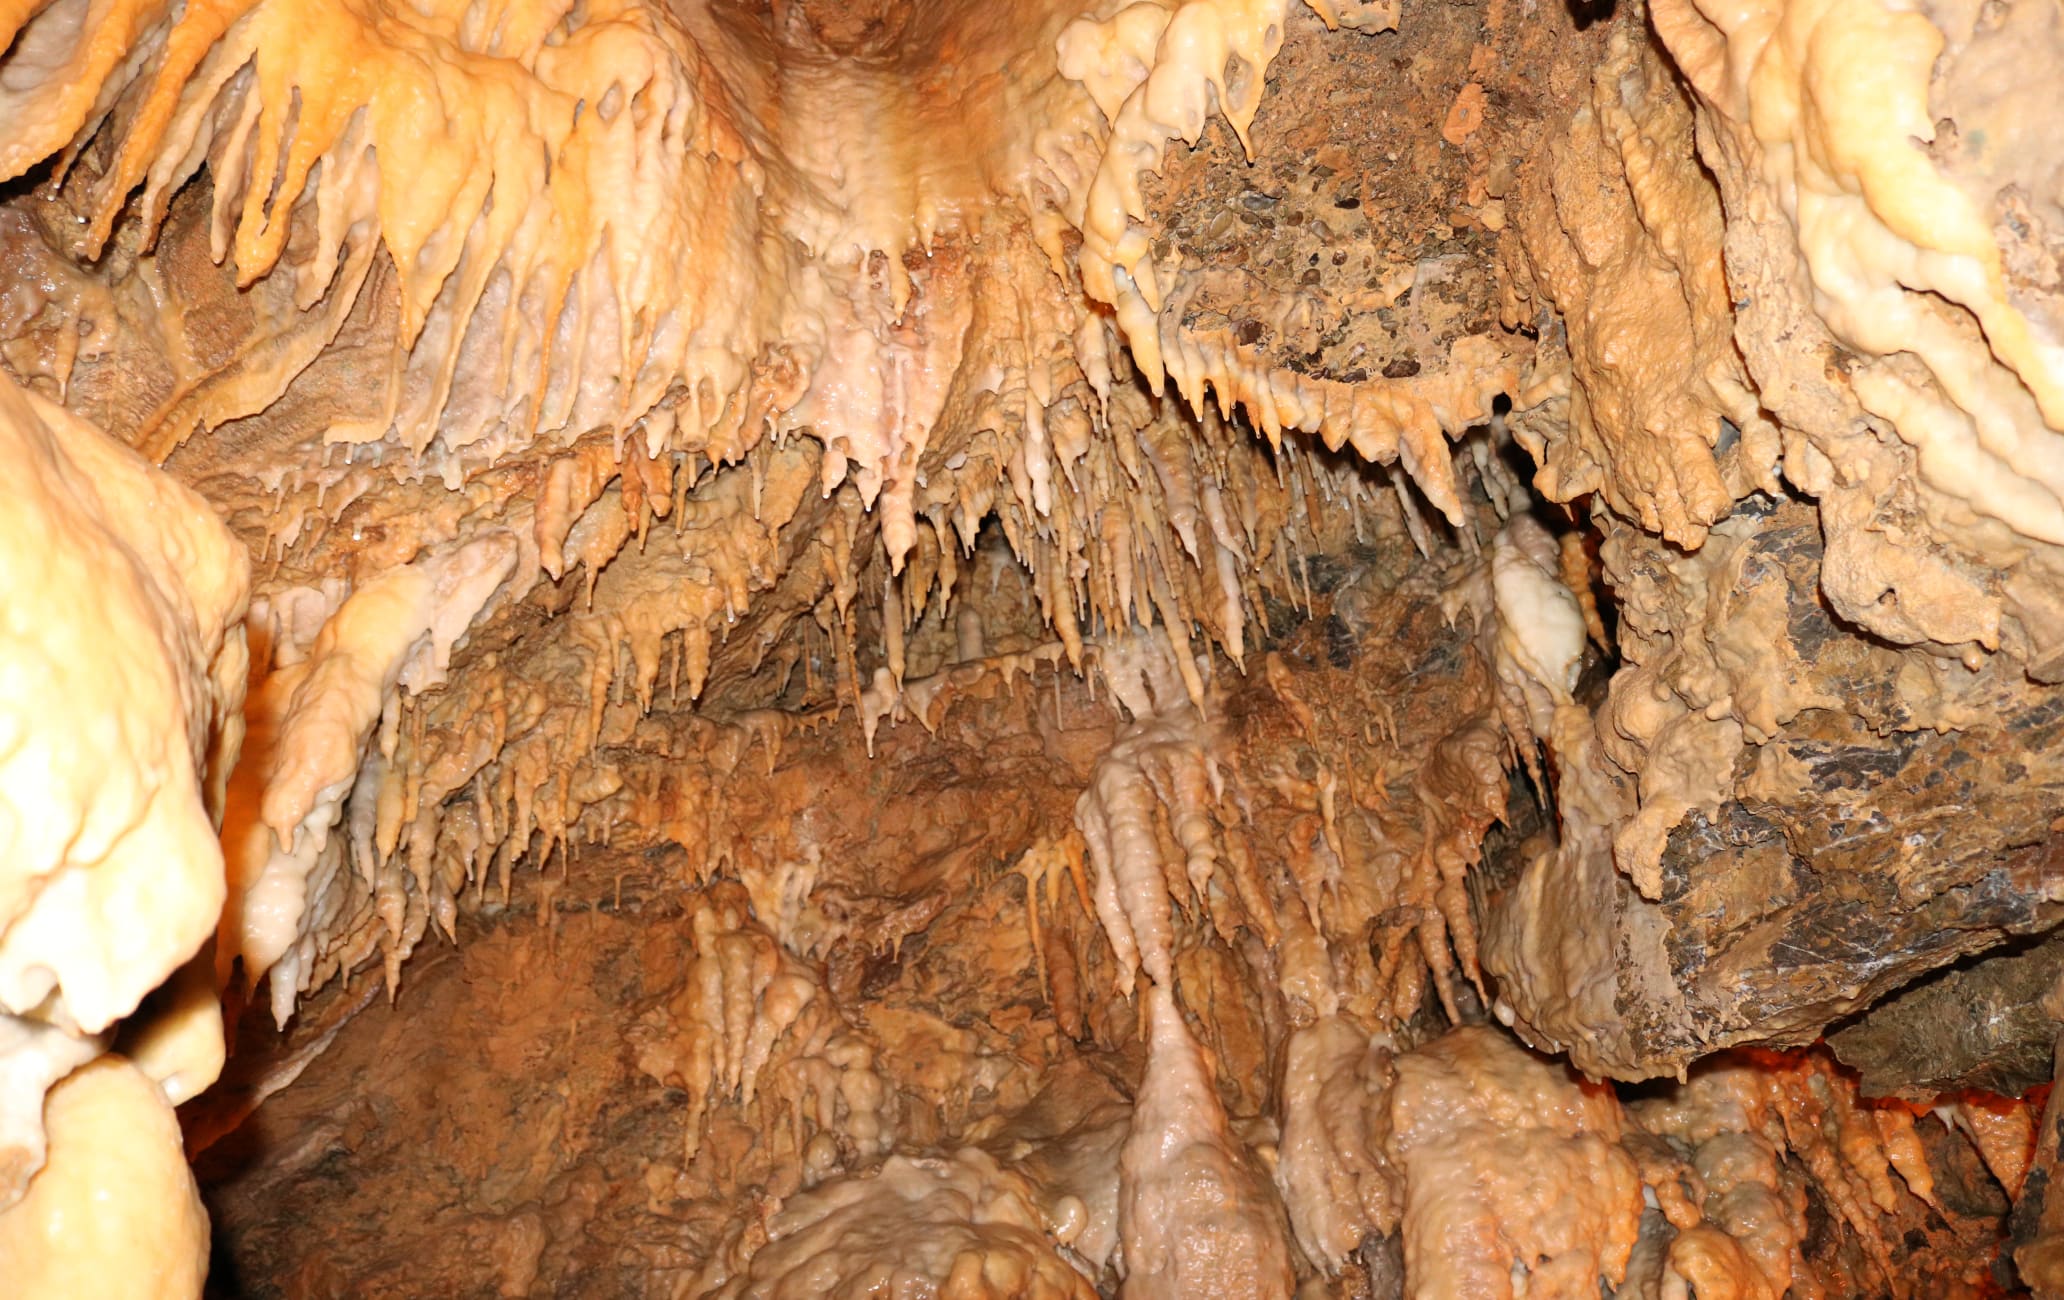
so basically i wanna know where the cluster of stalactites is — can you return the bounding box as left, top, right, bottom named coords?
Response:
left=1052, top=0, right=1528, bottom=526
left=0, top=0, right=1514, bottom=531
left=0, top=0, right=773, bottom=471
left=0, top=0, right=1558, bottom=1033
left=0, top=0, right=1553, bottom=1039
left=225, top=346, right=1477, bottom=1027
left=627, top=885, right=892, bottom=1180
left=1000, top=460, right=1546, bottom=1059
left=1627, top=1050, right=1947, bottom=1298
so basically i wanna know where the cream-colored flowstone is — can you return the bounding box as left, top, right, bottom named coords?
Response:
left=0, top=1056, right=210, bottom=1299
left=0, top=372, right=247, bottom=1206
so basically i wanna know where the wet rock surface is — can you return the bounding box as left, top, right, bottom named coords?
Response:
left=1831, top=937, right=2064, bottom=1102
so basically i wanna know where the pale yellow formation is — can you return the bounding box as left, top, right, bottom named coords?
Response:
left=1685, top=0, right=2062, bottom=542
left=121, top=955, right=229, bottom=1107
left=1272, top=1015, right=1401, bottom=1273
left=1650, top=0, right=2064, bottom=657
left=1632, top=1051, right=1936, bottom=1296
left=0, top=1056, right=209, bottom=1300
left=1388, top=1026, right=1644, bottom=1300
left=1488, top=515, right=1587, bottom=733
left=705, top=1149, right=1097, bottom=1299
left=0, top=371, right=248, bottom=1203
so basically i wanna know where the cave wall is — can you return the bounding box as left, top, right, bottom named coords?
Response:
left=0, top=0, right=2062, bottom=1293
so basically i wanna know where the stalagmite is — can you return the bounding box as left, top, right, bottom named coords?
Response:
left=1070, top=632, right=1296, bottom=1296
left=1119, top=983, right=1296, bottom=1298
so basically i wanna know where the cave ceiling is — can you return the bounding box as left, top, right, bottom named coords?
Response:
left=2, top=0, right=2064, bottom=1293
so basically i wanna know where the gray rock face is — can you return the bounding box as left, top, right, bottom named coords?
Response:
left=1829, top=937, right=2064, bottom=1101
left=1485, top=497, right=2064, bottom=1080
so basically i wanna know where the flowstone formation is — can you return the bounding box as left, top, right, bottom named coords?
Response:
left=0, top=0, right=2061, bottom=1294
